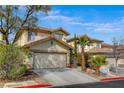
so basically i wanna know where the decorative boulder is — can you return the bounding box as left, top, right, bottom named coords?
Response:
left=100, top=66, right=110, bottom=77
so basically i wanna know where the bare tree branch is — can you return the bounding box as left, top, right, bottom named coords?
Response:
left=13, top=6, right=34, bottom=43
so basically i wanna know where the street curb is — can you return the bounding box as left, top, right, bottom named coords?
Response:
left=101, top=76, right=124, bottom=81
left=15, top=84, right=52, bottom=88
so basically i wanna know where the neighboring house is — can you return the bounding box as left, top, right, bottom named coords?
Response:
left=0, top=27, right=72, bottom=69
left=88, top=43, right=114, bottom=57
left=113, top=45, right=124, bottom=67
left=67, top=35, right=104, bottom=52
left=88, top=42, right=124, bottom=68
left=101, top=43, right=113, bottom=49
left=67, top=35, right=120, bottom=67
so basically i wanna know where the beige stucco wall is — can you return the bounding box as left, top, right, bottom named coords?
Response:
left=36, top=33, right=51, bottom=41
left=16, top=30, right=50, bottom=46
left=31, top=40, right=68, bottom=52
left=0, top=32, right=3, bottom=41
left=16, top=30, right=28, bottom=46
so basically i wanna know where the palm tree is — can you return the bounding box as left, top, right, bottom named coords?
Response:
left=77, top=34, right=91, bottom=70
left=74, top=34, right=78, bottom=58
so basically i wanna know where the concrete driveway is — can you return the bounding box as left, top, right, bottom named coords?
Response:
left=34, top=68, right=99, bottom=86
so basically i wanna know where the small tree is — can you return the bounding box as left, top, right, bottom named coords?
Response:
left=77, top=34, right=91, bottom=70
left=112, top=37, right=124, bottom=73
left=0, top=5, right=51, bottom=44
left=0, top=44, right=29, bottom=80
left=112, top=37, right=119, bottom=73
left=91, top=55, right=108, bottom=75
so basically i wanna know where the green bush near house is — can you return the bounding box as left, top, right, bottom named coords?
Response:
left=0, top=44, right=29, bottom=80
left=91, top=55, right=108, bottom=75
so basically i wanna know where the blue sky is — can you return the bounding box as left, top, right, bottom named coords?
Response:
left=37, top=5, right=124, bottom=44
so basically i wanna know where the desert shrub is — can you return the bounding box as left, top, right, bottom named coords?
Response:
left=91, top=55, right=108, bottom=75
left=0, top=44, right=29, bottom=80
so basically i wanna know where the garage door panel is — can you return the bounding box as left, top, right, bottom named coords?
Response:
left=34, top=53, right=67, bottom=69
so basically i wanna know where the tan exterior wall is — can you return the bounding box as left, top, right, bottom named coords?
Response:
left=36, top=33, right=50, bottom=40
left=31, top=40, right=69, bottom=52
left=16, top=31, right=50, bottom=46
left=16, top=30, right=28, bottom=46
left=0, top=32, right=3, bottom=41
left=68, top=42, right=74, bottom=47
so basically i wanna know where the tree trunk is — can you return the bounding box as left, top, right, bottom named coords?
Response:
left=81, top=47, right=86, bottom=71
left=5, top=36, right=9, bottom=45
left=115, top=58, right=118, bottom=73
left=3, top=34, right=9, bottom=45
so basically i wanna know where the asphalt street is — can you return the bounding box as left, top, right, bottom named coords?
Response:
left=53, top=80, right=124, bottom=88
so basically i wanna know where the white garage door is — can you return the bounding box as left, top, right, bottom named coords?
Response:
left=34, top=53, right=67, bottom=69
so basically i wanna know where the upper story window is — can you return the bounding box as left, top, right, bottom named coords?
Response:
left=41, top=33, right=47, bottom=39
left=96, top=43, right=101, bottom=48
left=91, top=43, right=101, bottom=48
left=53, top=34, right=63, bottom=39
left=28, top=32, right=36, bottom=41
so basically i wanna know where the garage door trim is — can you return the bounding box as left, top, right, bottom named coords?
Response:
left=31, top=49, right=68, bottom=54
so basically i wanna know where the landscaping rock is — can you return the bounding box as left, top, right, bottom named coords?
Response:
left=86, top=68, right=95, bottom=74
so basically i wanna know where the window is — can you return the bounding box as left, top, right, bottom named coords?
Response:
left=28, top=32, right=36, bottom=41
left=96, top=43, right=101, bottom=48
left=41, top=33, right=46, bottom=39
left=53, top=34, right=63, bottom=39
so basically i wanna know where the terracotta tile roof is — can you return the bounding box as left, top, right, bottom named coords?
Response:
left=117, top=45, right=124, bottom=50
left=88, top=48, right=113, bottom=54
left=67, top=35, right=103, bottom=43
left=16, top=26, right=70, bottom=41
left=90, top=37, right=103, bottom=43
left=23, top=36, right=73, bottom=49
left=51, top=27, right=70, bottom=36
left=101, top=43, right=113, bottom=48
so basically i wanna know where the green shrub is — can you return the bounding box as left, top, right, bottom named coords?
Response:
left=91, top=55, right=108, bottom=75
left=91, top=55, right=108, bottom=67
left=7, top=64, right=27, bottom=80
left=0, top=44, right=29, bottom=80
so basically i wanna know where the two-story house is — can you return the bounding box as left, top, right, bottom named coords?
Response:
left=0, top=27, right=72, bottom=69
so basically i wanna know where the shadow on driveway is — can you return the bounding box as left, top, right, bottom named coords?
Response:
left=53, top=80, right=124, bottom=88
